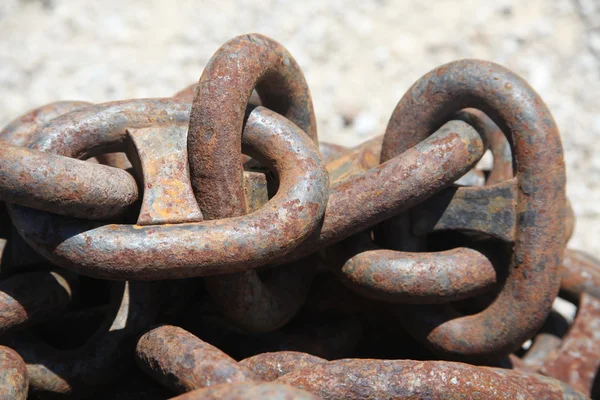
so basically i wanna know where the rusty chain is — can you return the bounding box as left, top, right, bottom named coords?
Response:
left=0, top=32, right=595, bottom=399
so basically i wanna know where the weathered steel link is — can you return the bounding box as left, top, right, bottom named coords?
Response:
left=0, top=101, right=91, bottom=147
left=188, top=33, right=318, bottom=220
left=128, top=125, right=203, bottom=225
left=329, top=232, right=497, bottom=304
left=499, top=252, right=600, bottom=395
left=0, top=142, right=138, bottom=220
left=277, top=359, right=535, bottom=399
left=170, top=382, right=320, bottom=400
left=488, top=368, right=588, bottom=400
left=136, top=325, right=258, bottom=394
left=560, top=248, right=600, bottom=301
left=381, top=59, right=566, bottom=360
left=8, top=106, right=328, bottom=280
left=0, top=345, right=28, bottom=400
left=278, top=119, right=486, bottom=263
left=190, top=35, right=326, bottom=333
left=513, top=251, right=600, bottom=398
left=239, top=351, right=327, bottom=381
left=325, top=135, right=382, bottom=184
left=540, top=294, right=600, bottom=397
left=3, top=98, right=188, bottom=223
left=205, top=255, right=320, bottom=332
left=458, top=108, right=513, bottom=185
left=0, top=33, right=589, bottom=398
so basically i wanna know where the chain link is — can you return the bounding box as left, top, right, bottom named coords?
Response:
left=0, top=33, right=594, bottom=399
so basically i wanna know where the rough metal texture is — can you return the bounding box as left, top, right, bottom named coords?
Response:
left=331, top=234, right=497, bottom=304
left=236, top=350, right=588, bottom=399
left=519, top=249, right=600, bottom=379
left=318, top=142, right=347, bottom=164
left=0, top=271, right=74, bottom=336
left=2, top=1, right=598, bottom=259
left=0, top=142, right=138, bottom=220
left=277, top=359, right=535, bottom=399
left=325, top=136, right=381, bottom=184
left=0, top=101, right=91, bottom=148
left=489, top=367, right=588, bottom=400
left=239, top=352, right=326, bottom=382
left=411, top=180, right=518, bottom=242
left=0, top=31, right=584, bottom=399
left=0, top=345, right=28, bottom=400
left=8, top=105, right=328, bottom=280
left=381, top=59, right=565, bottom=360
left=128, top=125, right=203, bottom=225
left=188, top=33, right=317, bottom=220
left=170, top=382, right=320, bottom=400
left=541, top=293, right=600, bottom=398
left=0, top=99, right=135, bottom=221
left=136, top=325, right=258, bottom=393
left=560, top=248, right=600, bottom=302
left=279, top=119, right=485, bottom=263
left=189, top=34, right=324, bottom=333
left=476, top=112, right=512, bottom=185
left=522, top=332, right=563, bottom=371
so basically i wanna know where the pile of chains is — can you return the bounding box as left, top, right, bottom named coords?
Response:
left=0, top=33, right=597, bottom=399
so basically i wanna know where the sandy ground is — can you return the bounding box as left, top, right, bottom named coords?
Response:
left=1, top=0, right=599, bottom=257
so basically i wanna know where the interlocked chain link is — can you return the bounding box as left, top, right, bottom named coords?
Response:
left=0, top=33, right=595, bottom=399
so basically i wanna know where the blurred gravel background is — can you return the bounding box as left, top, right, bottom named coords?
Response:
left=1, top=0, right=599, bottom=256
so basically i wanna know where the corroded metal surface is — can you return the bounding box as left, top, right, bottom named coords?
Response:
left=488, top=367, right=588, bottom=400
left=331, top=232, right=497, bottom=304
left=381, top=59, right=566, bottom=359
left=325, top=135, right=382, bottom=184
left=0, top=100, right=136, bottom=220
left=277, top=359, right=535, bottom=399
left=0, top=34, right=582, bottom=399
left=188, top=33, right=317, bottom=220
left=521, top=332, right=563, bottom=371
left=136, top=325, right=258, bottom=393
left=8, top=106, right=328, bottom=280
left=0, top=142, right=138, bottom=220
left=243, top=171, right=268, bottom=214
left=0, top=101, right=91, bottom=147
left=190, top=34, right=324, bottom=333
left=170, top=382, right=320, bottom=400
left=560, top=248, right=600, bottom=302
left=411, top=179, right=518, bottom=242
left=239, top=352, right=326, bottom=381
left=205, top=256, right=320, bottom=333
left=541, top=293, right=600, bottom=397
left=0, top=345, right=28, bottom=400
left=279, top=120, right=485, bottom=263
left=458, top=108, right=513, bottom=186
left=318, top=142, right=348, bottom=163
left=128, top=125, right=203, bottom=225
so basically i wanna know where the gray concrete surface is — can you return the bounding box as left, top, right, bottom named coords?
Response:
left=1, top=0, right=599, bottom=256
